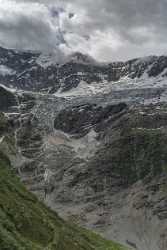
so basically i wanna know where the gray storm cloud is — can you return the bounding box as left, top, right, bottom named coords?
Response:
left=0, top=0, right=166, bottom=61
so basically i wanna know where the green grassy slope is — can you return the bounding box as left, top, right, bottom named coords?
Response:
left=0, top=152, right=128, bottom=250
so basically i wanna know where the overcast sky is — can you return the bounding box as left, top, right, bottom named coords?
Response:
left=0, top=0, right=166, bottom=62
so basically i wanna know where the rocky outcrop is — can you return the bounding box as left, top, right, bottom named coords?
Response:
left=54, top=103, right=127, bottom=137
left=0, top=86, right=17, bottom=111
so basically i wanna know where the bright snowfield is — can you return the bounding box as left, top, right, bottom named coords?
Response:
left=0, top=65, right=15, bottom=76
left=37, top=55, right=167, bottom=102
left=54, top=57, right=167, bottom=98
left=36, top=54, right=167, bottom=99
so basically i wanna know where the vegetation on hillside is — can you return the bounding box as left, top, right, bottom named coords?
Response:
left=0, top=151, right=128, bottom=250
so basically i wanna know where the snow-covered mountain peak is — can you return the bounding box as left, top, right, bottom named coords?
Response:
left=1, top=45, right=167, bottom=95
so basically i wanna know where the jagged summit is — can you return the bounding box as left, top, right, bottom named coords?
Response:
left=0, top=45, right=167, bottom=95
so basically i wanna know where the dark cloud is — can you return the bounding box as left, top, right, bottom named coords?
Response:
left=0, top=0, right=166, bottom=61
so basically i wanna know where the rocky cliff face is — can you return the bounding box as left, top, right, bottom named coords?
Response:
left=0, top=113, right=128, bottom=250
left=1, top=47, right=167, bottom=250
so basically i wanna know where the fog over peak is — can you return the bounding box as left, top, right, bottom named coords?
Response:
left=0, top=0, right=166, bottom=62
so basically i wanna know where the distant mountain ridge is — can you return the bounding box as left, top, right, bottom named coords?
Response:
left=0, top=46, right=167, bottom=93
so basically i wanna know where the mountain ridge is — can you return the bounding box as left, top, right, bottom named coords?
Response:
left=0, top=46, right=167, bottom=94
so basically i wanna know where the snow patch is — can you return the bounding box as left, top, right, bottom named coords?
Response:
left=0, top=83, right=17, bottom=93
left=0, top=65, right=15, bottom=76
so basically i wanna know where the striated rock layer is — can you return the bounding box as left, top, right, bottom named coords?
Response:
left=1, top=47, right=167, bottom=250
left=0, top=113, right=128, bottom=250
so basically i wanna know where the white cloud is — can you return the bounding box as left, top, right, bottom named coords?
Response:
left=0, top=0, right=167, bottom=61
left=0, top=0, right=62, bottom=51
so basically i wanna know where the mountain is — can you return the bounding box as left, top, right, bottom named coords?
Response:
left=0, top=114, right=129, bottom=250
left=1, top=46, right=167, bottom=250
left=0, top=46, right=167, bottom=94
